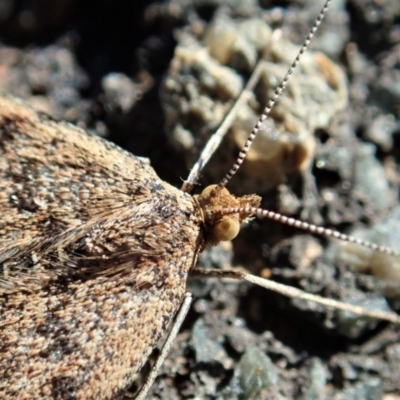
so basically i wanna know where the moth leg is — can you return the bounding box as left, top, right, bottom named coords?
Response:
left=135, top=292, right=193, bottom=400
left=182, top=60, right=264, bottom=193
left=191, top=268, right=400, bottom=324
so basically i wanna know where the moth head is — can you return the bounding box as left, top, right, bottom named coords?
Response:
left=195, top=184, right=261, bottom=245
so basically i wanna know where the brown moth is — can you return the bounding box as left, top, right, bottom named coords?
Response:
left=0, top=94, right=259, bottom=399
left=1, top=0, right=400, bottom=399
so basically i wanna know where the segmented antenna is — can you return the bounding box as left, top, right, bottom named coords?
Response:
left=220, top=206, right=400, bottom=257
left=219, top=0, right=332, bottom=188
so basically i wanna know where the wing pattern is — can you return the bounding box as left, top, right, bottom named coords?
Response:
left=0, top=96, right=204, bottom=399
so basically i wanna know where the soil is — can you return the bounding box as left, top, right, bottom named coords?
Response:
left=0, top=0, right=399, bottom=399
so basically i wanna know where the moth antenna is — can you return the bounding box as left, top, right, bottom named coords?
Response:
left=221, top=206, right=400, bottom=257
left=219, top=0, right=332, bottom=188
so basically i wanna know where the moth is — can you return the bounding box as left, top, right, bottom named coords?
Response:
left=0, top=0, right=399, bottom=399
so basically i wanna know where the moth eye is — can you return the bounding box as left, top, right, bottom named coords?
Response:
left=213, top=216, right=240, bottom=242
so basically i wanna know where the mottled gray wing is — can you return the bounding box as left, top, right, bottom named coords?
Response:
left=0, top=95, right=204, bottom=399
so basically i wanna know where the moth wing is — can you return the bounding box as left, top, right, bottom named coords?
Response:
left=0, top=95, right=203, bottom=290
left=0, top=95, right=204, bottom=397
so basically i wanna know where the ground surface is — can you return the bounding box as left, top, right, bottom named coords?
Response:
left=0, top=1, right=400, bottom=399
